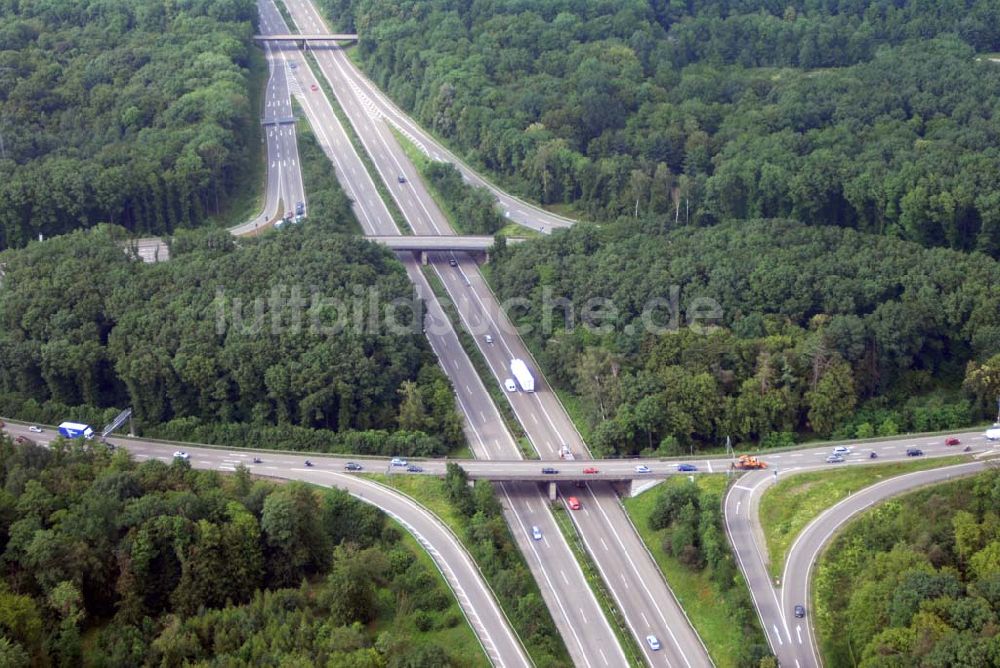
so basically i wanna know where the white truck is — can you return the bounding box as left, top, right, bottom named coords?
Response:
left=986, top=424, right=1000, bottom=441
left=58, top=422, right=94, bottom=439
left=510, top=358, right=535, bottom=393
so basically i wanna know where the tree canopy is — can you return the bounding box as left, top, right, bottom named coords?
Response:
left=815, top=469, right=1000, bottom=666
left=0, top=0, right=259, bottom=249
left=0, top=223, right=464, bottom=455
left=488, top=218, right=1000, bottom=454
left=329, top=0, right=1000, bottom=256
left=0, top=435, right=481, bottom=666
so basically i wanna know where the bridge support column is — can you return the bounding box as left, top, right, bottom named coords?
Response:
left=548, top=481, right=557, bottom=501
left=419, top=251, right=429, bottom=265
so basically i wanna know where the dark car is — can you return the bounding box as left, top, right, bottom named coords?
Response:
left=310, top=83, right=318, bottom=91
left=344, top=462, right=363, bottom=471
left=677, top=463, right=698, bottom=472
left=448, top=258, right=458, bottom=267
left=295, top=201, right=305, bottom=216
left=541, top=467, right=559, bottom=474
left=406, top=465, right=424, bottom=473
left=906, top=448, right=924, bottom=457
left=794, top=604, right=806, bottom=618
left=397, top=175, right=406, bottom=183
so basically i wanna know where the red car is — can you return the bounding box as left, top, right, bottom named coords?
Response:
left=583, top=467, right=599, bottom=474
left=310, top=83, right=319, bottom=91
left=567, top=496, right=581, bottom=510
left=945, top=437, right=961, bottom=446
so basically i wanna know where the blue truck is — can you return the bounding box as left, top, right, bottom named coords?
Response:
left=58, top=422, right=94, bottom=440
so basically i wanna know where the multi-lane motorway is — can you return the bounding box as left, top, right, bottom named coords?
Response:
left=277, top=0, right=713, bottom=662
left=725, top=430, right=997, bottom=667
left=256, top=3, right=625, bottom=666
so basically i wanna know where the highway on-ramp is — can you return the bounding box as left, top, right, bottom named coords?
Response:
left=725, top=431, right=997, bottom=667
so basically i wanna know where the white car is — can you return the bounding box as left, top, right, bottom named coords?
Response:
left=986, top=425, right=1000, bottom=441
left=833, top=445, right=849, bottom=454
left=531, top=526, right=542, bottom=541
left=504, top=378, right=517, bottom=392
left=485, top=334, right=493, bottom=344
left=390, top=457, right=408, bottom=467
left=28, top=426, right=43, bottom=433
left=173, top=451, right=190, bottom=460
left=646, top=635, right=661, bottom=651
left=635, top=464, right=651, bottom=473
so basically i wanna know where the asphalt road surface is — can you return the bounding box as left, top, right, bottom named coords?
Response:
left=253, top=3, right=625, bottom=665
left=725, top=430, right=997, bottom=667
left=0, top=420, right=529, bottom=667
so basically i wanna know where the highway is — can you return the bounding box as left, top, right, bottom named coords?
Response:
left=230, top=2, right=307, bottom=237
left=279, top=7, right=575, bottom=233
left=724, top=430, right=997, bottom=667
left=279, top=2, right=714, bottom=664
left=254, top=3, right=625, bottom=665
left=0, top=421, right=526, bottom=668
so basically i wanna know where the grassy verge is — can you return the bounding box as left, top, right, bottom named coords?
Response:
left=420, top=265, right=536, bottom=459
left=371, top=473, right=571, bottom=666
left=759, top=455, right=968, bottom=577
left=550, top=504, right=645, bottom=667
left=301, top=50, right=411, bottom=234
left=384, top=529, right=489, bottom=665
left=624, top=476, right=768, bottom=668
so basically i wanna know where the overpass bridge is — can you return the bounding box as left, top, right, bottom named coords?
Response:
left=369, top=235, right=524, bottom=263
left=253, top=33, right=358, bottom=47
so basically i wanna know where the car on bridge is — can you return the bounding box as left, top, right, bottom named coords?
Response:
left=677, top=463, right=697, bottom=472
left=567, top=496, right=581, bottom=510
left=583, top=467, right=599, bottom=474
left=542, top=467, right=559, bottom=474
left=635, top=464, right=651, bottom=473
left=344, top=462, right=363, bottom=471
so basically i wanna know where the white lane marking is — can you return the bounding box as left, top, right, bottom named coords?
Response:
left=561, top=570, right=570, bottom=585
left=580, top=607, right=588, bottom=624
left=707, top=460, right=713, bottom=473
left=773, top=625, right=784, bottom=645
left=736, top=501, right=742, bottom=515
left=733, top=485, right=754, bottom=492
left=796, top=625, right=803, bottom=644
left=600, top=537, right=609, bottom=551
left=619, top=572, right=630, bottom=590
left=640, top=612, right=649, bottom=627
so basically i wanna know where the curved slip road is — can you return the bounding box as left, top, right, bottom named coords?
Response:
left=725, top=432, right=996, bottom=668
left=0, top=420, right=530, bottom=668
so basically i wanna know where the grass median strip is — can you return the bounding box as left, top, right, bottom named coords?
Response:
left=759, top=455, right=968, bottom=578
left=549, top=503, right=645, bottom=667
left=420, top=265, right=537, bottom=459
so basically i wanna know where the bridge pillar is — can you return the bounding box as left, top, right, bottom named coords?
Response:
left=548, top=481, right=557, bottom=501
left=420, top=251, right=429, bottom=266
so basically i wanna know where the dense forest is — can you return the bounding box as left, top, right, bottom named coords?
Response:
left=0, top=436, right=480, bottom=666
left=489, top=218, right=1000, bottom=455
left=815, top=468, right=1000, bottom=666
left=0, top=223, right=464, bottom=455
left=328, top=0, right=1000, bottom=255
left=0, top=0, right=259, bottom=250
